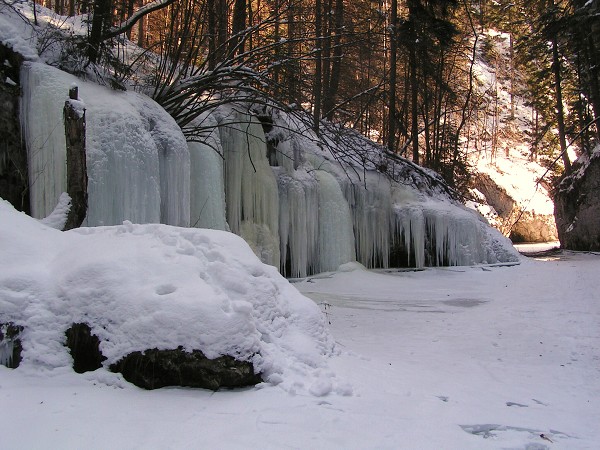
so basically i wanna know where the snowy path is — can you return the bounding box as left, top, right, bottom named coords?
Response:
left=1, top=253, right=599, bottom=449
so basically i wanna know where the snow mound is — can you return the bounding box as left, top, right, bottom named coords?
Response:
left=0, top=199, right=339, bottom=394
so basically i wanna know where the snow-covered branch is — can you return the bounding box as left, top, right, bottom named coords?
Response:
left=102, top=0, right=178, bottom=41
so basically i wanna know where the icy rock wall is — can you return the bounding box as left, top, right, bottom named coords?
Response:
left=394, top=201, right=517, bottom=267
left=315, top=170, right=355, bottom=273
left=20, top=62, right=190, bottom=226
left=133, top=93, right=190, bottom=227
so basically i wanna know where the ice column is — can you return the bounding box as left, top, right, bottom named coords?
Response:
left=187, top=113, right=228, bottom=230
left=315, top=170, right=356, bottom=272
left=20, top=63, right=68, bottom=219
left=219, top=109, right=280, bottom=267
left=277, top=170, right=319, bottom=277
left=21, top=62, right=166, bottom=225
left=133, top=93, right=190, bottom=227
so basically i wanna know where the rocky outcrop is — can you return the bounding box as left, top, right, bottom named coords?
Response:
left=65, top=323, right=106, bottom=373
left=0, top=322, right=24, bottom=368
left=63, top=322, right=262, bottom=389
left=0, top=43, right=29, bottom=212
left=554, top=152, right=600, bottom=250
left=473, top=172, right=557, bottom=243
left=110, top=348, right=262, bottom=390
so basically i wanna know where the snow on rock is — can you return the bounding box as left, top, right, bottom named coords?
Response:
left=554, top=145, right=600, bottom=250
left=0, top=15, right=38, bottom=62
left=0, top=198, right=338, bottom=394
left=39, top=191, right=71, bottom=229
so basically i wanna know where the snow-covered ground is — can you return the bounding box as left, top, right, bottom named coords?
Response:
left=2, top=242, right=599, bottom=448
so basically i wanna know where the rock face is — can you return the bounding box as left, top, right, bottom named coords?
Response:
left=554, top=153, right=600, bottom=251
left=63, top=323, right=262, bottom=389
left=65, top=323, right=106, bottom=373
left=110, top=348, right=262, bottom=390
left=0, top=322, right=24, bottom=368
left=0, top=43, right=29, bottom=213
left=473, top=172, right=557, bottom=243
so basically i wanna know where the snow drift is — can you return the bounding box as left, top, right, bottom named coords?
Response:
left=0, top=199, right=340, bottom=393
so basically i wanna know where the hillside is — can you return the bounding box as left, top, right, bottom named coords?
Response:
left=466, top=30, right=559, bottom=244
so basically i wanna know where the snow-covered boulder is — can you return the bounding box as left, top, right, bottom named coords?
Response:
left=554, top=147, right=600, bottom=251
left=472, top=172, right=557, bottom=243
left=0, top=198, right=337, bottom=393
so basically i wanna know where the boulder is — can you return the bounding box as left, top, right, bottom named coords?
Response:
left=110, top=348, right=262, bottom=390
left=65, top=323, right=106, bottom=373
left=554, top=153, right=600, bottom=250
left=473, top=172, right=557, bottom=243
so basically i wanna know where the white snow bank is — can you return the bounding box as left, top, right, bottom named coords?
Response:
left=0, top=199, right=339, bottom=394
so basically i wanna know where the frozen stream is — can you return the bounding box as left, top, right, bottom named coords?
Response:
left=1, top=251, right=599, bottom=449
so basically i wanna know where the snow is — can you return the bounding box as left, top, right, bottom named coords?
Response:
left=0, top=198, right=336, bottom=387
left=2, top=197, right=599, bottom=448
left=469, top=29, right=556, bottom=219
left=39, top=191, right=70, bottom=229
left=0, top=13, right=39, bottom=61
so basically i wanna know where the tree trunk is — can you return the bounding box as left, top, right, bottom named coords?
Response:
left=409, top=44, right=419, bottom=164
left=387, top=0, right=398, bottom=153
left=313, top=0, right=323, bottom=131
left=63, top=86, right=88, bottom=230
left=551, top=38, right=571, bottom=173
left=323, top=0, right=343, bottom=119
left=88, top=0, right=112, bottom=63
left=229, top=0, right=247, bottom=57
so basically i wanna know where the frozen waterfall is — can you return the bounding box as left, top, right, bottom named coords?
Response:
left=20, top=62, right=518, bottom=276
left=21, top=62, right=189, bottom=226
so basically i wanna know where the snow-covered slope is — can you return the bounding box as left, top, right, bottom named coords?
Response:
left=467, top=30, right=558, bottom=243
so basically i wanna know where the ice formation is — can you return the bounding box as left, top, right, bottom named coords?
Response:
left=218, top=109, right=280, bottom=267
left=188, top=113, right=228, bottom=231
left=20, top=62, right=518, bottom=277
left=21, top=62, right=190, bottom=227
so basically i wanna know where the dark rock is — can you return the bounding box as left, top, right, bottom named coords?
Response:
left=110, top=348, right=262, bottom=390
left=554, top=155, right=600, bottom=250
left=65, top=323, right=106, bottom=373
left=0, top=322, right=24, bottom=368
left=0, top=43, right=29, bottom=213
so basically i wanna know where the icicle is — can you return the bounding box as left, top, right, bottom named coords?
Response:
left=340, top=172, right=393, bottom=268
left=277, top=170, right=319, bottom=277
left=21, top=62, right=165, bottom=226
